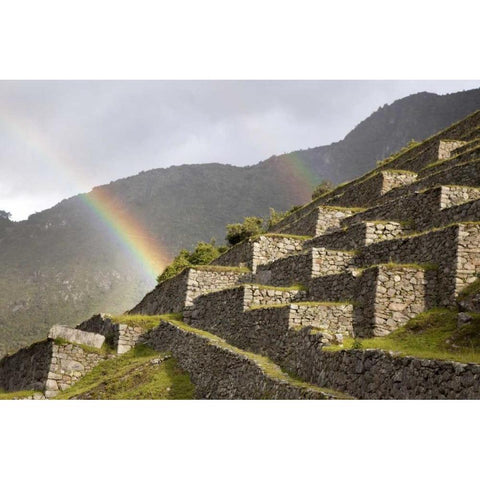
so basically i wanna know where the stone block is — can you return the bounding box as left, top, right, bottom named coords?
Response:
left=48, top=325, right=105, bottom=349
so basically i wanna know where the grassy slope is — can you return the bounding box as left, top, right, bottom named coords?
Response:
left=326, top=308, right=480, bottom=364
left=55, top=344, right=195, bottom=400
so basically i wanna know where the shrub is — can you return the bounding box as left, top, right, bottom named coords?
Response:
left=225, top=217, right=264, bottom=246
left=311, top=180, right=335, bottom=199
left=157, top=240, right=224, bottom=283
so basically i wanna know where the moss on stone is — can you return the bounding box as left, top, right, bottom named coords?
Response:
left=194, top=265, right=250, bottom=273
left=0, top=389, right=41, bottom=400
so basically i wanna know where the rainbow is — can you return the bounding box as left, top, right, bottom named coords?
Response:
left=0, top=106, right=170, bottom=280
left=1, top=101, right=322, bottom=280
left=269, top=152, right=322, bottom=204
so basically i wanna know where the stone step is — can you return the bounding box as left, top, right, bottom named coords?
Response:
left=129, top=265, right=250, bottom=315
left=255, top=247, right=356, bottom=287
left=144, top=316, right=345, bottom=399
left=210, top=234, right=307, bottom=273
left=247, top=302, right=354, bottom=337
left=452, top=137, right=480, bottom=157
left=371, top=158, right=480, bottom=208
left=183, top=284, right=307, bottom=335
left=356, top=222, right=480, bottom=307
left=76, top=314, right=148, bottom=354
left=305, top=221, right=408, bottom=251
left=353, top=264, right=434, bottom=338
left=274, top=205, right=361, bottom=237
left=323, top=169, right=418, bottom=209
left=418, top=142, right=480, bottom=179
left=340, top=185, right=480, bottom=232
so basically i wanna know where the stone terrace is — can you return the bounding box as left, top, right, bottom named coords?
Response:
left=4, top=110, right=480, bottom=400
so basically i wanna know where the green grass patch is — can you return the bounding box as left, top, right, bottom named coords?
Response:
left=55, top=344, right=195, bottom=400
left=53, top=336, right=114, bottom=355
left=194, top=265, right=250, bottom=273
left=110, top=314, right=165, bottom=330
left=420, top=143, right=480, bottom=172
left=458, top=279, right=480, bottom=301
left=383, top=169, right=417, bottom=175
left=261, top=233, right=312, bottom=240
left=325, top=308, right=480, bottom=364
left=0, top=389, right=40, bottom=400
left=362, top=262, right=438, bottom=272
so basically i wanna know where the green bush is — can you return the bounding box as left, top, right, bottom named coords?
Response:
left=225, top=217, right=264, bottom=246
left=311, top=179, right=335, bottom=199
left=156, top=240, right=224, bottom=283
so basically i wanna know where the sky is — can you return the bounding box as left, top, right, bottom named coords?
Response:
left=1, top=80, right=480, bottom=221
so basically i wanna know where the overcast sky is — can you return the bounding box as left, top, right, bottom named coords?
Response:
left=1, top=80, right=479, bottom=221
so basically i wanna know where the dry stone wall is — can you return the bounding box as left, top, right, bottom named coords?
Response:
left=357, top=226, right=458, bottom=305
left=0, top=337, right=107, bottom=397
left=77, top=313, right=145, bottom=354
left=144, top=320, right=332, bottom=399
left=307, top=221, right=407, bottom=251
left=308, top=272, right=358, bottom=303
left=289, top=346, right=480, bottom=400
left=45, top=342, right=106, bottom=398
left=0, top=340, right=52, bottom=392
left=419, top=144, right=480, bottom=179
left=278, top=206, right=358, bottom=237
left=129, top=267, right=246, bottom=315
left=184, top=284, right=306, bottom=335
left=378, top=158, right=480, bottom=207
left=324, top=170, right=417, bottom=208
left=353, top=265, right=434, bottom=337
left=212, top=235, right=305, bottom=273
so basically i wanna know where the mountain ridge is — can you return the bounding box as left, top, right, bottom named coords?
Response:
left=2, top=86, right=480, bottom=356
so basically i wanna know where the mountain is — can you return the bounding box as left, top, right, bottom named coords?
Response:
left=2, top=87, right=480, bottom=356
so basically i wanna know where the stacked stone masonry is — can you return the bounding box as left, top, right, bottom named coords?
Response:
left=306, top=221, right=408, bottom=251
left=276, top=206, right=359, bottom=237
left=4, top=111, right=480, bottom=400
left=129, top=267, right=248, bottom=315
left=144, top=320, right=336, bottom=399
left=211, top=235, right=305, bottom=273
left=0, top=337, right=107, bottom=398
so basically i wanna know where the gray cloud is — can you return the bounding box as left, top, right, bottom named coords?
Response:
left=1, top=80, right=479, bottom=220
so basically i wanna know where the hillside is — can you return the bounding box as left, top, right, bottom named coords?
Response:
left=4, top=107, right=480, bottom=399
left=2, top=87, right=480, bottom=356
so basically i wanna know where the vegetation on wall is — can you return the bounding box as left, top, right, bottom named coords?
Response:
left=311, top=179, right=335, bottom=199
left=156, top=240, right=227, bottom=283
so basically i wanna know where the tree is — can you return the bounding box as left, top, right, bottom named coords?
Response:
left=0, top=210, right=11, bottom=220
left=156, top=240, right=225, bottom=283
left=225, top=216, right=264, bottom=246
left=311, top=180, right=335, bottom=199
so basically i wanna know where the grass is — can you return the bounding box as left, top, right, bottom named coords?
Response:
left=261, top=233, right=312, bottom=240
left=325, top=308, right=480, bottom=364
left=362, top=262, right=438, bottom=272
left=53, top=336, right=114, bottom=355
left=248, top=300, right=352, bottom=311
left=383, top=169, right=417, bottom=175
left=458, top=278, right=480, bottom=301
left=110, top=314, right=167, bottom=330
left=0, top=389, right=40, bottom=400
left=419, top=143, right=480, bottom=172
left=163, top=316, right=347, bottom=398
left=55, top=344, right=195, bottom=400
left=194, top=265, right=250, bottom=273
